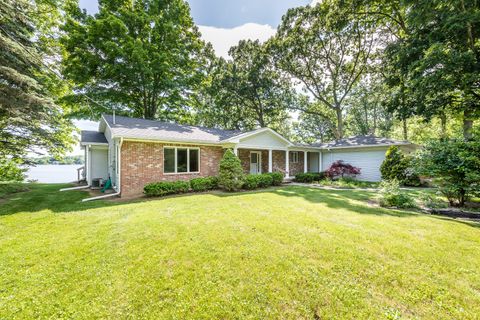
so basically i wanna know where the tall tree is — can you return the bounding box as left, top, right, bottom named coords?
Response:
left=61, top=0, right=204, bottom=121
left=270, top=1, right=375, bottom=139
left=195, top=40, right=295, bottom=134
left=0, top=0, right=74, bottom=161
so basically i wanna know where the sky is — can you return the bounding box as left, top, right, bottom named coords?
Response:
left=69, top=0, right=314, bottom=155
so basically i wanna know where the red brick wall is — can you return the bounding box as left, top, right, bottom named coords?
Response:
left=120, top=141, right=224, bottom=196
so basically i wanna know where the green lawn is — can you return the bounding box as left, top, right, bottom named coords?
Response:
left=1, top=184, right=479, bottom=319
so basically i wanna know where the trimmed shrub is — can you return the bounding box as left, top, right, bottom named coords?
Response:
left=379, top=179, right=416, bottom=208
left=268, top=172, right=284, bottom=186
left=218, top=149, right=245, bottom=191
left=294, top=172, right=325, bottom=183
left=243, top=174, right=259, bottom=190
left=325, top=160, right=360, bottom=179
left=190, top=176, right=218, bottom=192
left=257, top=174, right=273, bottom=188
left=144, top=180, right=190, bottom=197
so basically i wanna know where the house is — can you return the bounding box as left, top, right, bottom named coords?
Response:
left=80, top=115, right=415, bottom=197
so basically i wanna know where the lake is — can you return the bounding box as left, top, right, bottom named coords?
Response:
left=26, top=165, right=83, bottom=183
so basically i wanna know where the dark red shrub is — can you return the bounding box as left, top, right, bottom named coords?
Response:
left=325, top=160, right=361, bottom=179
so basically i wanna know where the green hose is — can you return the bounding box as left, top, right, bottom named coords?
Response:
left=101, top=178, right=112, bottom=193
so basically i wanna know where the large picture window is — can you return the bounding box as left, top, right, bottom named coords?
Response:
left=164, top=147, right=200, bottom=174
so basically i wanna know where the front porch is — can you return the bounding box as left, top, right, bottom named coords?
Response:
left=233, top=147, right=322, bottom=178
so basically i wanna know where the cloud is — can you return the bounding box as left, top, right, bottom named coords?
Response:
left=198, top=23, right=276, bottom=59
left=310, top=0, right=322, bottom=5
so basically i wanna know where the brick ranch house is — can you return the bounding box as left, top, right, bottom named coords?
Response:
left=80, top=114, right=415, bottom=197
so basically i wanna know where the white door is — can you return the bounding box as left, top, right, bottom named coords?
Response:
left=250, top=152, right=261, bottom=174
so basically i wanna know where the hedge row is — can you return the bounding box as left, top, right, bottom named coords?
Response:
left=144, top=172, right=284, bottom=197
left=294, top=172, right=326, bottom=183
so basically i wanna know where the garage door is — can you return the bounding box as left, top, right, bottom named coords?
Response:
left=322, top=149, right=387, bottom=182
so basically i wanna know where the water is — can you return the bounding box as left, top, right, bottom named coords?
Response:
left=26, top=165, right=83, bottom=183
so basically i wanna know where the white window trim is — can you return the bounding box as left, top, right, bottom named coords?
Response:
left=249, top=151, right=262, bottom=174
left=291, top=151, right=299, bottom=163
left=163, top=146, right=201, bottom=174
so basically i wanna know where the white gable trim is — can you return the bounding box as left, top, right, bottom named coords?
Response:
left=223, top=127, right=294, bottom=146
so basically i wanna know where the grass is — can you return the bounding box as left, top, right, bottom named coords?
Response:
left=1, top=184, right=480, bottom=319
left=0, top=182, right=29, bottom=198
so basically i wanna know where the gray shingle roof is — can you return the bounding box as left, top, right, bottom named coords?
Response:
left=310, top=135, right=411, bottom=148
left=103, top=114, right=242, bottom=143
left=81, top=130, right=108, bottom=144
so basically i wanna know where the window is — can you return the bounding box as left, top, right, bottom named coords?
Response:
left=164, top=147, right=200, bottom=174
left=291, top=151, right=299, bottom=163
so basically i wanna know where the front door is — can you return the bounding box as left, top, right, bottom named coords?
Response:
left=250, top=151, right=261, bottom=174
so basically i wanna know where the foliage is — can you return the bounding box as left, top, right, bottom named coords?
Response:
left=195, top=40, right=295, bottom=134
left=28, top=155, right=84, bottom=165
left=0, top=158, right=26, bottom=182
left=0, top=182, right=29, bottom=198
left=270, top=1, right=376, bottom=139
left=61, top=0, right=204, bottom=121
left=325, top=161, right=361, bottom=179
left=418, top=192, right=448, bottom=209
left=317, top=177, right=379, bottom=189
left=144, top=181, right=190, bottom=197
left=380, top=146, right=420, bottom=186
left=243, top=174, right=274, bottom=190
left=378, top=180, right=416, bottom=208
left=218, top=149, right=245, bottom=191
left=189, top=176, right=218, bottom=192
left=294, top=172, right=326, bottom=183
left=267, top=172, right=284, bottom=186
left=0, top=0, right=75, bottom=162
left=415, top=139, right=480, bottom=207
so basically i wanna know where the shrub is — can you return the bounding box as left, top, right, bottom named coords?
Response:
left=268, top=172, right=284, bottom=186
left=144, top=180, right=190, bottom=197
left=218, top=149, right=245, bottom=191
left=243, top=174, right=259, bottom=190
left=257, top=174, right=273, bottom=188
left=294, top=172, right=325, bottom=183
left=325, top=161, right=360, bottom=179
left=415, top=138, right=480, bottom=207
left=378, top=180, right=416, bottom=208
left=0, top=158, right=26, bottom=182
left=190, top=176, right=218, bottom=192
left=418, top=192, right=448, bottom=209
left=243, top=173, right=274, bottom=190
left=380, top=146, right=420, bottom=186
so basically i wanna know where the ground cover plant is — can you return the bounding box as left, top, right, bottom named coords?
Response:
left=1, top=184, right=479, bottom=319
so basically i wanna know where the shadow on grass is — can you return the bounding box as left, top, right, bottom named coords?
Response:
left=1, top=184, right=479, bottom=230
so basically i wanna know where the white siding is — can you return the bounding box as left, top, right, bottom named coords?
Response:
left=238, top=131, right=288, bottom=149
left=321, top=147, right=388, bottom=181
left=89, top=147, right=109, bottom=183
left=308, top=152, right=319, bottom=172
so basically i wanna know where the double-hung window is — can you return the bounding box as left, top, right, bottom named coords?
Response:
left=164, top=147, right=200, bottom=174
left=291, top=151, right=299, bottom=163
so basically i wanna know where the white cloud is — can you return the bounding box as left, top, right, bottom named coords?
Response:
left=198, top=23, right=276, bottom=59
left=310, top=0, right=322, bottom=5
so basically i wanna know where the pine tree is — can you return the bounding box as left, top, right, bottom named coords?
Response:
left=218, top=149, right=245, bottom=191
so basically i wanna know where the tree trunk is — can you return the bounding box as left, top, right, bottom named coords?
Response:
left=463, top=109, right=473, bottom=140
left=335, top=107, right=343, bottom=140
left=402, top=117, right=408, bottom=140
left=439, top=113, right=447, bottom=139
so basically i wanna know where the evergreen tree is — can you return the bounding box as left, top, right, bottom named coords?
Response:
left=218, top=149, right=245, bottom=191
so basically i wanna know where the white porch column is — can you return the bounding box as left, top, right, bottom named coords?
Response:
left=285, top=150, right=290, bottom=178
left=319, top=151, right=323, bottom=172
left=268, top=149, right=273, bottom=173
left=233, top=146, right=238, bottom=156
left=304, top=151, right=308, bottom=173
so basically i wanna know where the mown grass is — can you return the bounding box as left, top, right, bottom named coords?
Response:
left=1, top=184, right=479, bottom=319
left=0, top=182, right=29, bottom=198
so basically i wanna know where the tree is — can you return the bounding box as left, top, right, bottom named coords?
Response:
left=416, top=139, right=480, bottom=207
left=61, top=0, right=204, bottom=121
left=291, top=110, right=335, bottom=144
left=0, top=0, right=75, bottom=161
left=270, top=1, right=375, bottom=139
left=380, top=146, right=420, bottom=186
left=325, top=160, right=361, bottom=179
left=195, top=40, right=295, bottom=134
left=218, top=149, right=245, bottom=191
left=0, top=158, right=26, bottom=182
